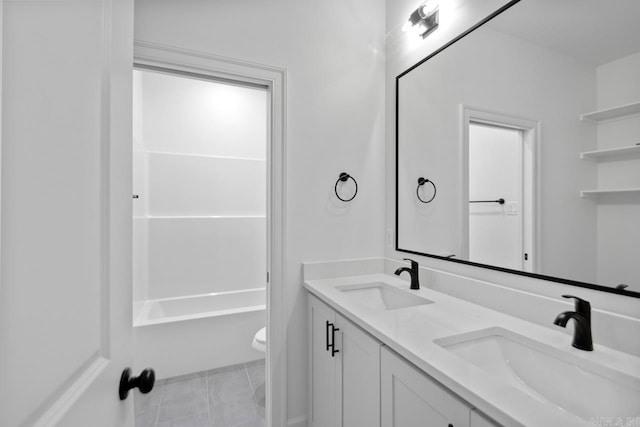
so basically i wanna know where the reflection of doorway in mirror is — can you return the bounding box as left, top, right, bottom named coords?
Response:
left=468, top=122, right=533, bottom=272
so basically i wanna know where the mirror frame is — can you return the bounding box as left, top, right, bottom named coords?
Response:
left=394, top=0, right=640, bottom=299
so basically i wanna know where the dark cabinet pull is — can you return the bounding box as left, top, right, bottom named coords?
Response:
left=326, top=320, right=331, bottom=352
left=119, top=367, right=155, bottom=400
left=326, top=321, right=340, bottom=357
left=331, top=325, right=340, bottom=357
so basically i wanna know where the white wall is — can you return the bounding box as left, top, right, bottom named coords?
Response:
left=595, top=52, right=640, bottom=288
left=146, top=153, right=266, bottom=217
left=140, top=70, right=267, bottom=159
left=134, top=1, right=386, bottom=423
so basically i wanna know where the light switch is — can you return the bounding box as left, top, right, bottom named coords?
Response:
left=506, top=201, right=518, bottom=215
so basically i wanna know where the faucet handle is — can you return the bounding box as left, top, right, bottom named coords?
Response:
left=561, top=294, right=591, bottom=315
left=403, top=258, right=418, bottom=270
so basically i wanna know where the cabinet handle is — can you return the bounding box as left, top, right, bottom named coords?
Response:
left=326, top=321, right=340, bottom=357
left=326, top=321, right=331, bottom=352
left=331, top=325, right=340, bottom=357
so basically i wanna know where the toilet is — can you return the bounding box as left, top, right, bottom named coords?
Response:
left=252, top=327, right=266, bottom=353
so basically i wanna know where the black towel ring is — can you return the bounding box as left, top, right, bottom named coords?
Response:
left=335, top=172, right=358, bottom=202
left=416, top=177, right=436, bottom=203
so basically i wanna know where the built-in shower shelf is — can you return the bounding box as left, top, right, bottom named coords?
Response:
left=580, top=144, right=640, bottom=161
left=144, top=215, right=267, bottom=219
left=580, top=188, right=640, bottom=198
left=580, top=101, right=640, bottom=122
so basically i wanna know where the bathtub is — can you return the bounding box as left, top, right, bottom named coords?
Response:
left=133, top=288, right=266, bottom=379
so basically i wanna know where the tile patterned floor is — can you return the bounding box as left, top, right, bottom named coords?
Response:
left=135, top=359, right=265, bottom=427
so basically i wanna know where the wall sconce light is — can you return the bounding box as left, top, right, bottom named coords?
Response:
left=402, top=1, right=439, bottom=38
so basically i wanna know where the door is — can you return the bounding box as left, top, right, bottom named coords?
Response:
left=468, top=123, right=525, bottom=270
left=461, top=106, right=538, bottom=273
left=0, top=1, right=135, bottom=426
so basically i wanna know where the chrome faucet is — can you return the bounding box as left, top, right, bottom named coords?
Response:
left=553, top=295, right=593, bottom=351
left=394, top=258, right=420, bottom=290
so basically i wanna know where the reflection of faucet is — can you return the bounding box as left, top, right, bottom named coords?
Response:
left=394, top=258, right=420, bottom=290
left=553, top=295, right=593, bottom=351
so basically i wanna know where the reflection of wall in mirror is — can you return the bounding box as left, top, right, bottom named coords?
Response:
left=398, top=26, right=599, bottom=283
left=398, top=76, right=462, bottom=257
left=594, top=52, right=640, bottom=288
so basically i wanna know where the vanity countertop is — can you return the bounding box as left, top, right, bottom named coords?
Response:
left=304, top=273, right=640, bottom=426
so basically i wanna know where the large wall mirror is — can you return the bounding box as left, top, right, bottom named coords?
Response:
left=396, top=0, right=640, bottom=297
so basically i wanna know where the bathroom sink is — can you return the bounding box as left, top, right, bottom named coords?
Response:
left=336, top=282, right=433, bottom=310
left=435, top=328, right=640, bottom=421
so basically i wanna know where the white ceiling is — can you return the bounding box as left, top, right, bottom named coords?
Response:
left=487, top=0, right=640, bottom=65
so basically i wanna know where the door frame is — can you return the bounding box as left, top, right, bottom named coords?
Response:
left=0, top=0, right=4, bottom=300
left=132, top=41, right=287, bottom=427
left=460, top=105, right=541, bottom=273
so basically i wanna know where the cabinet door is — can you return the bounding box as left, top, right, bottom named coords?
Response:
left=336, top=313, right=381, bottom=427
left=381, top=347, right=471, bottom=427
left=309, top=294, right=338, bottom=427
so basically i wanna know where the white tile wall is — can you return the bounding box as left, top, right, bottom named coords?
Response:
left=146, top=217, right=266, bottom=300
left=138, top=69, right=267, bottom=159
left=147, top=153, right=266, bottom=217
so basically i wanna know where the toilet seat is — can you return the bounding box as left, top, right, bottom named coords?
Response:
left=252, top=327, right=266, bottom=353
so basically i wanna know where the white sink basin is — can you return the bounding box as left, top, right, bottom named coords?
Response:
left=435, top=328, right=640, bottom=421
left=336, top=282, right=433, bottom=310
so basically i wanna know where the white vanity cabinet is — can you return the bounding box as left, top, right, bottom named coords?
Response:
left=308, top=294, right=381, bottom=427
left=381, top=347, right=472, bottom=427
left=308, top=292, right=500, bottom=427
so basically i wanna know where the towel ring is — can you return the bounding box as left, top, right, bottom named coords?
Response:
left=416, top=177, right=436, bottom=203
left=335, top=172, right=358, bottom=202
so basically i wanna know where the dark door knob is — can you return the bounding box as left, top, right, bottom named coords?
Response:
left=119, top=367, right=155, bottom=400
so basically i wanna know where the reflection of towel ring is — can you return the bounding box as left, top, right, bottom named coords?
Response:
left=335, top=172, right=358, bottom=202
left=416, top=177, right=436, bottom=203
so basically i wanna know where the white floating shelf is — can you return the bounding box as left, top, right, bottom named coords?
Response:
left=580, top=188, right=640, bottom=198
left=580, top=101, right=640, bottom=122
left=580, top=144, right=640, bottom=161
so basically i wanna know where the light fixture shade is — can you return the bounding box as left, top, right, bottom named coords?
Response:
left=418, top=6, right=439, bottom=38
left=420, top=1, right=438, bottom=17
left=416, top=21, right=430, bottom=37
left=405, top=1, right=439, bottom=39
left=408, top=8, right=424, bottom=26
